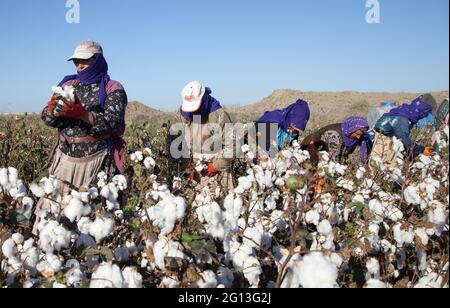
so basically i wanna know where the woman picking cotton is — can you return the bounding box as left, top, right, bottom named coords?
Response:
left=176, top=81, right=234, bottom=192
left=256, top=99, right=311, bottom=151
left=372, top=97, right=434, bottom=159
left=35, top=41, right=128, bottom=232
left=301, top=116, right=373, bottom=167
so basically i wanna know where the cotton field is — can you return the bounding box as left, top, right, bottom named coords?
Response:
left=0, top=121, right=449, bottom=289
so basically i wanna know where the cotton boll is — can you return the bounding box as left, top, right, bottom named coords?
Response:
left=365, top=279, right=388, bottom=288
left=366, top=258, right=380, bottom=277
left=0, top=168, right=8, bottom=187
left=393, top=223, right=415, bottom=247
left=43, top=178, right=56, bottom=195
left=404, top=186, right=420, bottom=205
left=36, top=253, right=62, bottom=276
left=196, top=270, right=218, bottom=288
left=229, top=240, right=253, bottom=271
left=2, top=239, right=17, bottom=259
left=88, top=217, right=114, bottom=243
left=317, top=220, right=333, bottom=236
left=415, top=228, right=429, bottom=246
left=112, top=174, right=128, bottom=191
left=19, top=197, right=34, bottom=219
left=414, top=272, right=444, bottom=288
left=356, top=167, right=366, bottom=180
left=11, top=233, right=24, bottom=245
left=38, top=220, right=72, bottom=253
left=162, top=276, right=180, bottom=288
left=144, top=157, right=156, bottom=171
left=122, top=267, right=143, bottom=288
left=152, top=238, right=186, bottom=270
left=298, top=252, right=339, bottom=288
left=243, top=257, right=262, bottom=287
left=63, top=198, right=91, bottom=222
left=427, top=205, right=448, bottom=236
left=90, top=263, right=124, bottom=288
left=97, top=172, right=108, bottom=188
left=149, top=194, right=186, bottom=235
left=243, top=225, right=272, bottom=250
left=7, top=167, right=18, bottom=187
left=77, top=217, right=92, bottom=235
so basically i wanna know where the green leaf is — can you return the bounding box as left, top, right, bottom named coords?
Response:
left=348, top=201, right=365, bottom=213
left=81, top=247, right=99, bottom=258
left=204, top=241, right=217, bottom=254
left=9, top=211, right=30, bottom=227
left=100, top=246, right=114, bottom=262
left=181, top=232, right=203, bottom=243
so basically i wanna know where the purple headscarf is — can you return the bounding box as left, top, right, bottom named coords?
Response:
left=180, top=88, right=222, bottom=122
left=342, top=116, right=370, bottom=163
left=384, top=97, right=433, bottom=125
left=257, top=99, right=310, bottom=132
left=58, top=53, right=110, bottom=108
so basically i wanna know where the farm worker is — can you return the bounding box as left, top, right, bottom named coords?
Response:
left=35, top=41, right=128, bottom=232
left=177, top=81, right=235, bottom=191
left=432, top=98, right=449, bottom=149
left=415, top=93, right=438, bottom=131
left=256, top=99, right=310, bottom=150
left=301, top=116, right=373, bottom=167
left=370, top=96, right=433, bottom=172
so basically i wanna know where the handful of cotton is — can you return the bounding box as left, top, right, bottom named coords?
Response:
left=51, top=85, right=76, bottom=116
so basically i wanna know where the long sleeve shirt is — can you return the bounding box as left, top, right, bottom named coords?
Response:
left=42, top=80, right=127, bottom=158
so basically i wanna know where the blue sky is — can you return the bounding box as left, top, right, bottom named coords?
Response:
left=0, top=0, right=448, bottom=112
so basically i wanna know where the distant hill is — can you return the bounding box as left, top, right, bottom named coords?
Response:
left=226, top=90, right=449, bottom=129
left=126, top=101, right=178, bottom=127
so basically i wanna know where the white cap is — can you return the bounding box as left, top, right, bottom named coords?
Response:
left=181, top=81, right=206, bottom=113
left=68, top=41, right=103, bottom=61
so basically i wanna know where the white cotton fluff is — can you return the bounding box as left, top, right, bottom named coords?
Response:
left=90, top=263, right=124, bottom=288
left=243, top=256, right=262, bottom=287
left=365, top=279, right=388, bottom=288
left=29, top=183, right=45, bottom=198
left=43, top=177, right=58, bottom=195
left=152, top=238, right=186, bottom=270
left=7, top=167, right=18, bottom=187
left=18, top=196, right=34, bottom=219
left=122, top=267, right=143, bottom=288
left=229, top=240, right=254, bottom=271
left=65, top=260, right=85, bottom=287
left=393, top=223, right=415, bottom=247
left=36, top=253, right=62, bottom=275
left=366, top=258, right=380, bottom=276
left=223, top=194, right=243, bottom=233
left=234, top=175, right=254, bottom=194
left=149, top=194, right=186, bottom=235
left=298, top=252, right=339, bottom=288
left=52, top=85, right=75, bottom=103
left=427, top=204, right=448, bottom=237
left=404, top=186, right=421, bottom=205
left=243, top=225, right=272, bottom=250
left=77, top=217, right=92, bottom=235
left=196, top=202, right=226, bottom=240
left=196, top=270, right=218, bottom=288
left=88, top=217, right=114, bottom=243
left=317, top=220, right=333, bottom=236
left=414, top=272, right=444, bottom=288
left=38, top=220, right=72, bottom=253
left=162, top=276, right=180, bottom=288
left=217, top=266, right=234, bottom=288
left=279, top=253, right=302, bottom=288
left=415, top=228, right=429, bottom=246
left=97, top=172, right=108, bottom=188
left=11, top=233, right=24, bottom=245
left=20, top=243, right=39, bottom=270
left=63, top=197, right=91, bottom=223
left=0, top=168, right=8, bottom=188
left=2, top=238, right=17, bottom=259
left=112, top=174, right=128, bottom=191
left=144, top=157, right=156, bottom=171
